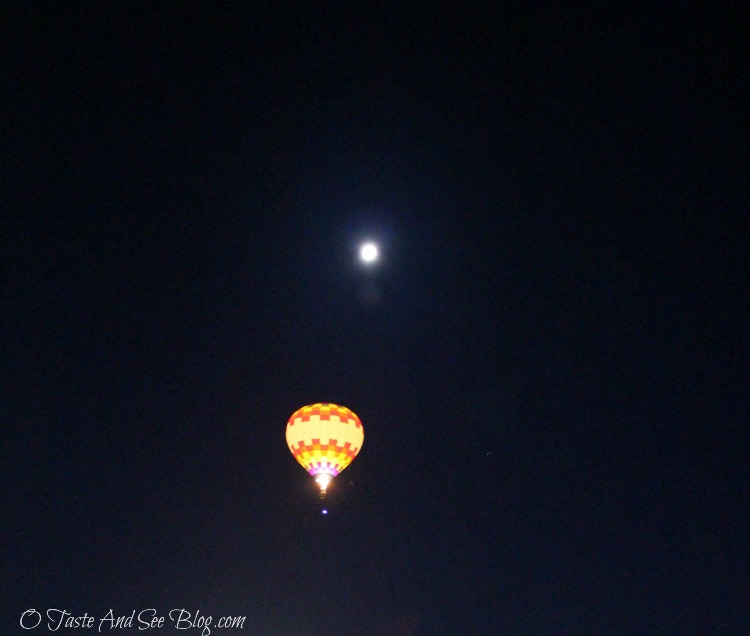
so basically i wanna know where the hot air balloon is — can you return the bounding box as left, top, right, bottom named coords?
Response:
left=286, top=403, right=364, bottom=495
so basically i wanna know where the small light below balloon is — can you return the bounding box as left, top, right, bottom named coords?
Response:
left=322, top=509, right=328, bottom=515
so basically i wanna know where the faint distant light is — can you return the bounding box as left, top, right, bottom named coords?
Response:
left=321, top=509, right=328, bottom=515
left=359, top=242, right=379, bottom=263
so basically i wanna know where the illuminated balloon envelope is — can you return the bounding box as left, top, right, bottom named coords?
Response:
left=286, top=403, right=364, bottom=495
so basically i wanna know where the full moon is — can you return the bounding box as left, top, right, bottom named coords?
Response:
left=359, top=242, right=379, bottom=263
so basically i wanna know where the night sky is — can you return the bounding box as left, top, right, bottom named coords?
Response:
left=4, top=4, right=748, bottom=635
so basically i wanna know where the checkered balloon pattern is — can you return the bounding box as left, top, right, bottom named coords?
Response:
left=286, top=403, right=364, bottom=478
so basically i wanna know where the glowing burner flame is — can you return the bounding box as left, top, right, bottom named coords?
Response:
left=315, top=474, right=332, bottom=493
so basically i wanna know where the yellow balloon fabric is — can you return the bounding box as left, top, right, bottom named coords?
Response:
left=286, top=403, right=364, bottom=482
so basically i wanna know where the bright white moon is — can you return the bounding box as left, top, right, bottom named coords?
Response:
left=360, top=242, right=379, bottom=263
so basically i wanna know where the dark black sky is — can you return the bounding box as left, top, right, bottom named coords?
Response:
left=3, top=3, right=748, bottom=635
